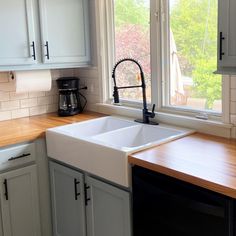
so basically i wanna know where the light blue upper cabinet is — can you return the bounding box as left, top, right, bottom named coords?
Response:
left=39, top=0, right=90, bottom=64
left=217, top=0, right=236, bottom=74
left=0, top=0, right=37, bottom=66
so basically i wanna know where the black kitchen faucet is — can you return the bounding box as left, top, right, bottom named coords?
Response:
left=112, top=58, right=159, bottom=125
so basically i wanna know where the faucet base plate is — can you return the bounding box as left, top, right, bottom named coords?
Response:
left=135, top=119, right=159, bottom=125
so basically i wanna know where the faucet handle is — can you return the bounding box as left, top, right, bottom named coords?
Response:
left=152, top=104, right=156, bottom=114
left=147, top=104, right=155, bottom=119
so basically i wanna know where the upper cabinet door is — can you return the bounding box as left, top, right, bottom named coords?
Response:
left=0, top=0, right=37, bottom=66
left=39, top=0, right=90, bottom=64
left=218, top=0, right=236, bottom=69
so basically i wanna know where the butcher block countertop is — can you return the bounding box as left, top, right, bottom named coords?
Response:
left=1, top=112, right=236, bottom=198
left=129, top=133, right=236, bottom=198
left=0, top=112, right=104, bottom=148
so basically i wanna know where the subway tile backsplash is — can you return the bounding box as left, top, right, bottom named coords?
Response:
left=0, top=69, right=75, bottom=121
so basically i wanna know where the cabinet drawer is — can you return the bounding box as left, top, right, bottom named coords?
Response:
left=0, top=143, right=36, bottom=171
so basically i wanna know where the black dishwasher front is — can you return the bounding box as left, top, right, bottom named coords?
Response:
left=132, top=166, right=236, bottom=236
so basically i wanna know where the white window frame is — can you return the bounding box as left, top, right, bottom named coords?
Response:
left=96, top=0, right=230, bottom=124
left=159, top=0, right=228, bottom=122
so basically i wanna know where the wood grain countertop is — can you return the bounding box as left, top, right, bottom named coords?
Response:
left=0, top=112, right=104, bottom=148
left=2, top=112, right=236, bottom=198
left=129, top=133, right=236, bottom=198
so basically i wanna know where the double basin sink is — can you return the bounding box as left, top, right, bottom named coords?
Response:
left=46, top=116, right=194, bottom=187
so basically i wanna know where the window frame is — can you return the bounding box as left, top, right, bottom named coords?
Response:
left=100, top=0, right=229, bottom=123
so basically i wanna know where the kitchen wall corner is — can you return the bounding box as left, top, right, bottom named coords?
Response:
left=74, top=67, right=101, bottom=112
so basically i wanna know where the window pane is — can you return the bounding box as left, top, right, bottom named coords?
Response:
left=169, top=0, right=222, bottom=112
left=114, top=0, right=151, bottom=103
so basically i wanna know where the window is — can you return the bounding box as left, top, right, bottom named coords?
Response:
left=106, top=0, right=223, bottom=117
left=113, top=0, right=151, bottom=103
left=164, top=0, right=222, bottom=113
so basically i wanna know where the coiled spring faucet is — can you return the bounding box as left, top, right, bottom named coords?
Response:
left=112, top=58, right=158, bottom=125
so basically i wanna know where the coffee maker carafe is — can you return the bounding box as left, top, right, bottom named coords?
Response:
left=57, top=77, right=87, bottom=116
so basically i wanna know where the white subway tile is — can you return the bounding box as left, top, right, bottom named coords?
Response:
left=231, top=78, right=236, bottom=89
left=11, top=108, right=29, bottom=119
left=0, top=92, right=10, bottom=102
left=29, top=106, right=47, bottom=116
left=231, top=115, right=236, bottom=126
left=0, top=100, right=20, bottom=111
left=0, top=72, right=9, bottom=83
left=0, top=111, right=11, bottom=121
left=53, top=95, right=59, bottom=104
left=20, top=98, right=38, bottom=108
left=0, top=81, right=16, bottom=92
left=231, top=89, right=236, bottom=102
left=52, top=80, right=57, bottom=86
left=29, top=91, right=46, bottom=98
left=74, top=68, right=98, bottom=78
left=231, top=127, right=236, bottom=139
left=58, top=69, right=75, bottom=77
left=37, top=96, right=54, bottom=106
left=46, top=104, right=58, bottom=113
left=84, top=94, right=100, bottom=104
left=10, top=92, right=28, bottom=100
left=231, top=102, right=236, bottom=114
left=83, top=80, right=99, bottom=96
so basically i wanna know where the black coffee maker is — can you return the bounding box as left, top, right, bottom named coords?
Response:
left=56, top=77, right=87, bottom=116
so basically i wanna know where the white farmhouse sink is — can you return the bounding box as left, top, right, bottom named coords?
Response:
left=52, top=116, right=137, bottom=138
left=46, top=116, right=194, bottom=187
left=91, top=125, right=184, bottom=152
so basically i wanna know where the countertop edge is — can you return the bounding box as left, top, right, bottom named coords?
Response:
left=129, top=156, right=236, bottom=199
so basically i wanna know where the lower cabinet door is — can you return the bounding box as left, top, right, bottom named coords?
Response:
left=0, top=165, right=41, bottom=236
left=85, top=176, right=131, bottom=236
left=49, top=161, right=86, bottom=236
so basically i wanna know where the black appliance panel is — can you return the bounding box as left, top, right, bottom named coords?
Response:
left=132, top=166, right=235, bottom=236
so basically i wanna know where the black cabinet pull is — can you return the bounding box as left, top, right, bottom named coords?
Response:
left=219, top=32, right=225, bottom=60
left=8, top=153, right=31, bottom=161
left=3, top=179, right=8, bottom=201
left=84, top=184, right=91, bottom=206
left=31, top=41, right=36, bottom=60
left=74, top=179, right=80, bottom=200
left=45, top=41, right=50, bottom=60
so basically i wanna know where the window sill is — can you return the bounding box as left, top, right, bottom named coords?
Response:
left=95, top=103, right=233, bottom=138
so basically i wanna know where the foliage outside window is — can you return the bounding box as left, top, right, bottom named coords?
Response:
left=114, top=0, right=151, bottom=103
left=169, top=0, right=222, bottom=112
left=113, top=0, right=222, bottom=113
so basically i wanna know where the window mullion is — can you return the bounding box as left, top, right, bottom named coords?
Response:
left=150, top=0, right=162, bottom=109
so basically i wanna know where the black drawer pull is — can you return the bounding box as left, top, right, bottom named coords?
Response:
left=84, top=184, right=91, bottom=206
left=8, top=153, right=31, bottom=161
left=74, top=179, right=80, bottom=200
left=4, top=179, right=8, bottom=200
